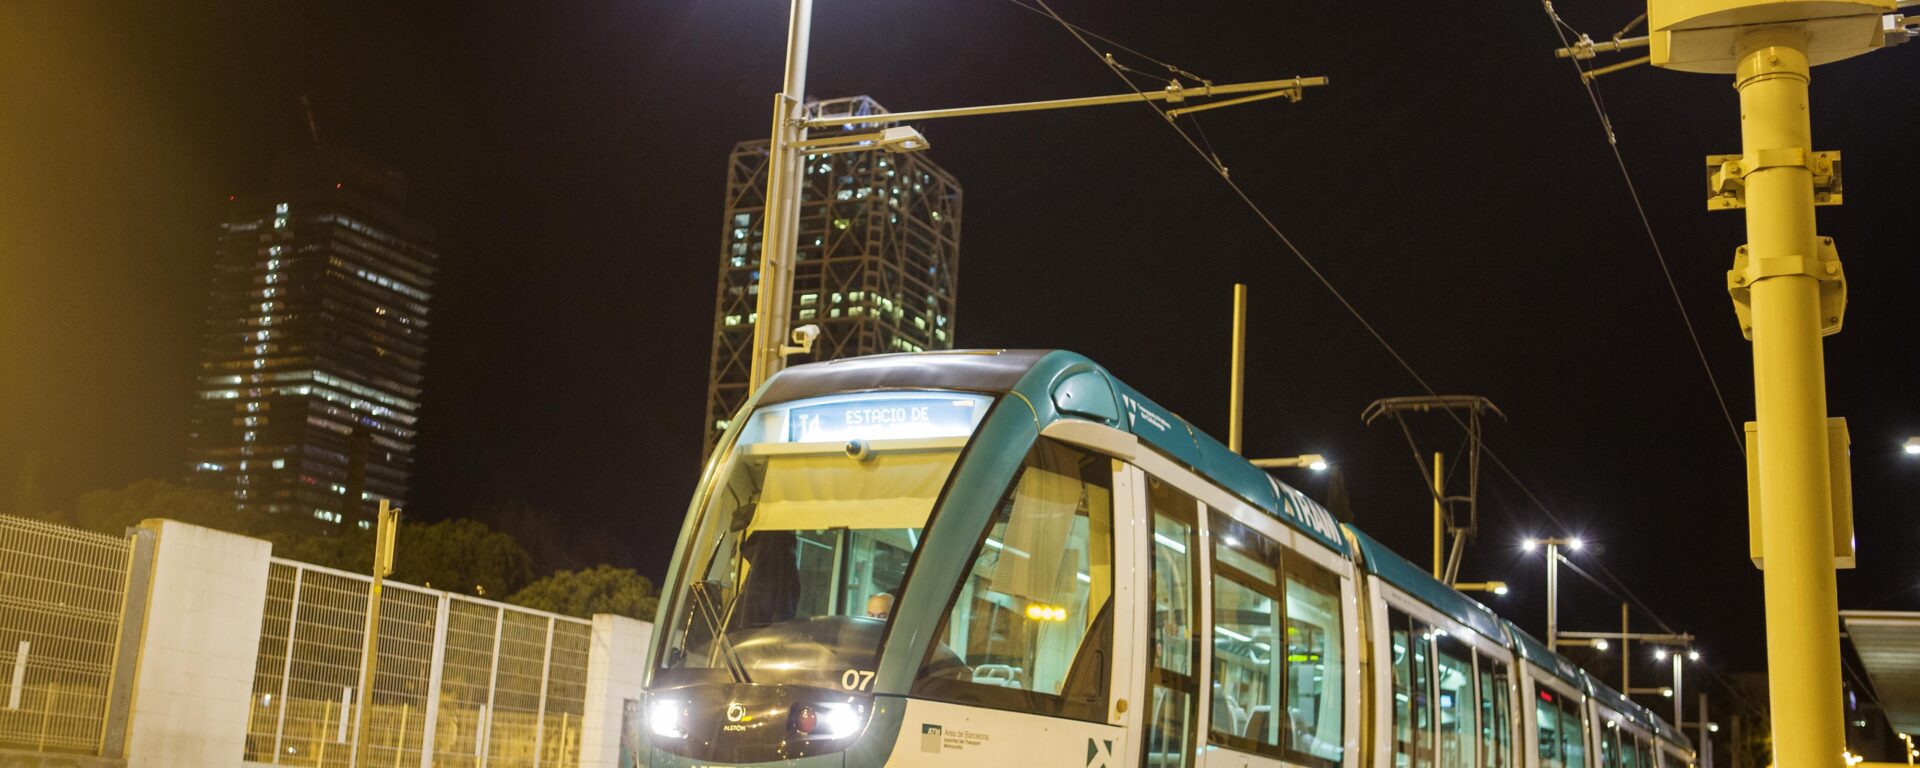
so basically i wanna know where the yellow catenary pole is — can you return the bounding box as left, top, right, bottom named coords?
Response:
left=1645, top=1, right=1894, bottom=762
left=1432, top=452, right=1444, bottom=580
left=1737, top=27, right=1844, bottom=767
left=1229, top=283, right=1247, bottom=454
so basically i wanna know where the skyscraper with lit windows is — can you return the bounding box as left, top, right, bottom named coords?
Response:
left=188, top=144, right=437, bottom=531
left=704, top=96, right=963, bottom=456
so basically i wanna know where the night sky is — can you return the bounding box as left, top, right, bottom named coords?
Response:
left=3, top=1, right=1916, bottom=684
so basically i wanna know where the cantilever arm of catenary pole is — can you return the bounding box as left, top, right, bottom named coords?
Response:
left=799, top=77, right=1328, bottom=128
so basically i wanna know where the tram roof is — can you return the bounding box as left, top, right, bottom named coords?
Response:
left=760, top=349, right=1349, bottom=555
left=1508, top=620, right=1592, bottom=690
left=1347, top=527, right=1509, bottom=644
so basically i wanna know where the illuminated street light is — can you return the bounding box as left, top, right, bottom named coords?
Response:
left=1529, top=537, right=1583, bottom=651
left=1656, top=648, right=1669, bottom=661
left=1688, top=649, right=1701, bottom=662
left=1250, top=454, right=1329, bottom=471
left=1456, top=581, right=1510, bottom=597
left=1905, top=437, right=1920, bottom=455
left=1594, top=638, right=1610, bottom=651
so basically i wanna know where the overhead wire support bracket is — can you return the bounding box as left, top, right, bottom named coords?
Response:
left=798, top=77, right=1329, bottom=129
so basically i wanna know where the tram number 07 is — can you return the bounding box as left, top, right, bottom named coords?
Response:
left=840, top=669, right=875, bottom=691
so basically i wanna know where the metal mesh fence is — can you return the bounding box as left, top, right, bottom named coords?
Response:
left=247, top=560, right=592, bottom=768
left=0, top=516, right=132, bottom=755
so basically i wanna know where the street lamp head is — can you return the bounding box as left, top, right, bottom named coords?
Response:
left=1593, top=638, right=1610, bottom=651
left=877, top=126, right=930, bottom=152
left=1566, top=537, right=1584, bottom=551
left=1522, top=538, right=1538, bottom=552
left=1655, top=648, right=1669, bottom=661
left=1688, top=649, right=1701, bottom=662
left=1308, top=458, right=1329, bottom=471
left=1905, top=436, right=1920, bottom=455
left=1661, top=687, right=1674, bottom=698
left=1493, top=584, right=1510, bottom=596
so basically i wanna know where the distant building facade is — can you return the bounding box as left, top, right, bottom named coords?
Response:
left=703, top=96, right=964, bottom=455
left=188, top=144, right=438, bottom=530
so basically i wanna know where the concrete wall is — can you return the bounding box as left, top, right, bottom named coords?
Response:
left=577, top=615, right=653, bottom=768
left=121, top=520, right=272, bottom=768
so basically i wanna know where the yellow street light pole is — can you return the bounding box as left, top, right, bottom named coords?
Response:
left=351, top=501, right=400, bottom=768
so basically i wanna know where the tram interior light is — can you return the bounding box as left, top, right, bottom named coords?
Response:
left=649, top=698, right=689, bottom=739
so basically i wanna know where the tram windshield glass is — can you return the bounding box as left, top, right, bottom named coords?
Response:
left=654, top=390, right=995, bottom=689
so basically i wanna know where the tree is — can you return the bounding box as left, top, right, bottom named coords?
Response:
left=271, top=517, right=536, bottom=599
left=507, top=565, right=658, bottom=621
left=67, top=479, right=260, bottom=536
left=393, top=518, right=536, bottom=598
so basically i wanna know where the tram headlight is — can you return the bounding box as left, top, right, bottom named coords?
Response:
left=793, top=701, right=866, bottom=740
left=649, top=698, right=689, bottom=739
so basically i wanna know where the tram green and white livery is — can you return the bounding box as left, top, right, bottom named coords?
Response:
left=642, top=350, right=1694, bottom=768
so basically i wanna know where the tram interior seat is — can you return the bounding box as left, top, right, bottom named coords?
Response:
left=1212, top=687, right=1249, bottom=736
left=970, top=664, right=1027, bottom=689
left=1244, top=706, right=1270, bottom=743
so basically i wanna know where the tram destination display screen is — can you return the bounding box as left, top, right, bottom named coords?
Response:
left=787, top=395, right=985, bottom=442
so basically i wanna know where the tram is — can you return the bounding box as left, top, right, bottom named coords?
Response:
left=640, top=350, right=1695, bottom=768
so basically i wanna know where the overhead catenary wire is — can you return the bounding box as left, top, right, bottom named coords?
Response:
left=1011, top=0, right=1759, bottom=723
left=1540, top=1, right=1746, bottom=459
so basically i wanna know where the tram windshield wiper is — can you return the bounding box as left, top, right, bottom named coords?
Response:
left=687, top=579, right=752, bottom=684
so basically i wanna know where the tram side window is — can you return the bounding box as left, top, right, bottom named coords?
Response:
left=1282, top=554, right=1344, bottom=763
left=1476, top=655, right=1513, bottom=768
left=1143, top=476, right=1200, bottom=768
left=1434, top=634, right=1476, bottom=768
left=1391, top=609, right=1435, bottom=768
left=912, top=439, right=1115, bottom=722
left=1206, top=511, right=1344, bottom=766
left=1559, top=697, right=1587, bottom=768
left=1536, top=689, right=1564, bottom=768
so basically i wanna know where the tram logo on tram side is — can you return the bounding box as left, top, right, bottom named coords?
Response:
left=1084, top=737, right=1115, bottom=768
left=1270, top=476, right=1342, bottom=544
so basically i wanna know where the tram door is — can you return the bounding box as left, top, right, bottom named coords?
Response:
left=1130, top=472, right=1202, bottom=768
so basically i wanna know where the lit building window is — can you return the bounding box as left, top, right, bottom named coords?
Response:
left=273, top=217, right=287, bottom=229
left=275, top=203, right=289, bottom=214
left=271, top=459, right=286, bottom=469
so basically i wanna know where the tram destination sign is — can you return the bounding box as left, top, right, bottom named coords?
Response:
left=789, top=395, right=985, bottom=443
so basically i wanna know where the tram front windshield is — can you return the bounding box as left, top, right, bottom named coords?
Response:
left=655, top=390, right=994, bottom=690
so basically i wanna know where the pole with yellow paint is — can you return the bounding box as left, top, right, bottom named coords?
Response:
left=1642, top=1, right=1895, bottom=763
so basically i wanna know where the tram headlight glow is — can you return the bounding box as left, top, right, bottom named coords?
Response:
left=795, top=702, right=866, bottom=740
left=649, top=698, right=689, bottom=739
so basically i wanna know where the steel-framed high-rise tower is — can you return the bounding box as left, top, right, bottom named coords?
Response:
left=188, top=144, right=438, bottom=531
left=703, top=96, right=963, bottom=456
